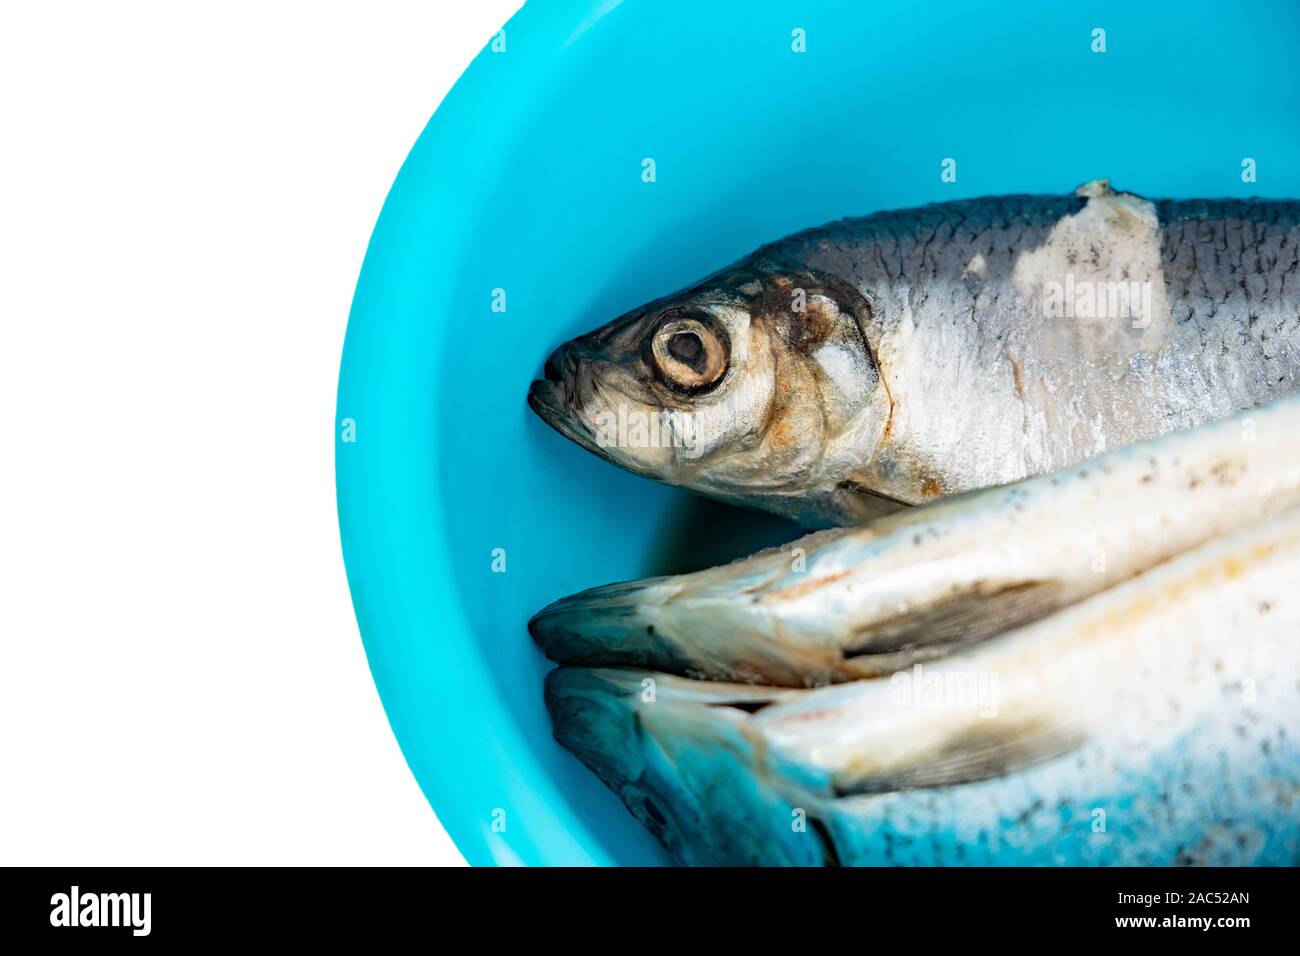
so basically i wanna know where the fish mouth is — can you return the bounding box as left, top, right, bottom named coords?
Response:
left=527, top=374, right=603, bottom=457
left=527, top=345, right=598, bottom=448
left=526, top=355, right=662, bottom=480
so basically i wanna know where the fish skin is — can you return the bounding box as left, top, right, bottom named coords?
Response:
left=529, top=181, right=1300, bottom=527
left=531, top=391, right=1300, bottom=686
left=546, top=509, right=1300, bottom=866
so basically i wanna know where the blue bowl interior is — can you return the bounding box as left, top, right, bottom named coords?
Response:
left=338, top=0, right=1300, bottom=865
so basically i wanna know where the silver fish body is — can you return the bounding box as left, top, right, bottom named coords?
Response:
left=529, top=181, right=1300, bottom=527
left=547, top=509, right=1300, bottom=866
left=532, top=393, right=1300, bottom=686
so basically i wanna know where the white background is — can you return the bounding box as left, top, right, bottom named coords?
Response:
left=0, top=1, right=522, bottom=865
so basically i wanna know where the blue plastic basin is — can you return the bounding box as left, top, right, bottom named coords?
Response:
left=336, top=0, right=1300, bottom=865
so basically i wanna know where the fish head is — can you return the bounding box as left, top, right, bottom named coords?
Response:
left=528, top=266, right=892, bottom=524
left=544, top=667, right=829, bottom=866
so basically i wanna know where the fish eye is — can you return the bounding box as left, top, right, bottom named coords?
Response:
left=649, top=312, right=728, bottom=394
left=667, top=331, right=702, bottom=364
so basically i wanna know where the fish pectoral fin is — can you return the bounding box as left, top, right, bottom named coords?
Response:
left=834, top=478, right=914, bottom=522
left=841, top=578, right=1064, bottom=670
left=833, top=716, right=1085, bottom=797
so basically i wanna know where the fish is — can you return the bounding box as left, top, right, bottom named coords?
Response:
left=531, top=392, right=1300, bottom=686
left=528, top=180, right=1300, bottom=527
left=545, top=507, right=1300, bottom=866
